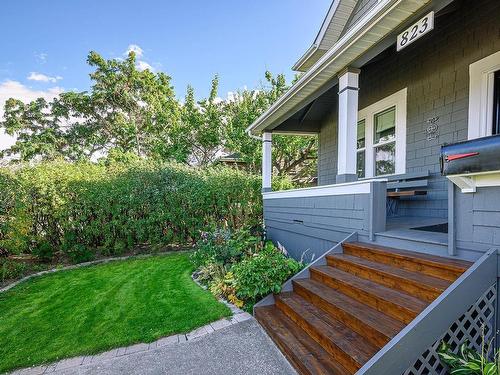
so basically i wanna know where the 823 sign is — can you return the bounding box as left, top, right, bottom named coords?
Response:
left=397, top=11, right=434, bottom=51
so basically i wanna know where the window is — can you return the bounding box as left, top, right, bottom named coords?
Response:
left=357, top=88, right=407, bottom=178
left=493, top=70, right=500, bottom=135
left=356, top=119, right=366, bottom=178
left=468, top=51, right=500, bottom=139
left=374, top=107, right=396, bottom=176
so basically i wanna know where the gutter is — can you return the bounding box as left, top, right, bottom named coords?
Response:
left=246, top=129, right=262, bottom=141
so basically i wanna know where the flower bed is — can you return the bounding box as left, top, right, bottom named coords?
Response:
left=191, top=227, right=303, bottom=311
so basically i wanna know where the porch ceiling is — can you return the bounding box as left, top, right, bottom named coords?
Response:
left=272, top=84, right=338, bottom=134
left=247, top=0, right=435, bottom=136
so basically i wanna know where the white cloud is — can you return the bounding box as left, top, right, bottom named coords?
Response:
left=125, top=44, right=143, bottom=58
left=35, top=52, right=48, bottom=64
left=0, top=80, right=63, bottom=151
left=123, top=44, right=156, bottom=72
left=136, top=60, right=154, bottom=72
left=27, top=72, right=63, bottom=83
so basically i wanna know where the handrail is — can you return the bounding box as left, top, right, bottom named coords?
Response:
left=357, top=248, right=498, bottom=374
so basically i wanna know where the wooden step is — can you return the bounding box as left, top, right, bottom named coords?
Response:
left=310, top=265, right=427, bottom=324
left=326, top=253, right=451, bottom=302
left=255, top=305, right=351, bottom=375
left=342, top=242, right=471, bottom=282
left=275, top=292, right=379, bottom=373
left=293, top=278, right=404, bottom=347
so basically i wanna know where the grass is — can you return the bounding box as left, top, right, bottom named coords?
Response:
left=0, top=252, right=231, bottom=373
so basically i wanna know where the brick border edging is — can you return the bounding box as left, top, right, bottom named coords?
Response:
left=10, top=309, right=254, bottom=375
left=0, top=251, right=184, bottom=293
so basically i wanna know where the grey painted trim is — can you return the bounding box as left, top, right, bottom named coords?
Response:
left=336, top=174, right=357, bottom=183
left=357, top=248, right=498, bottom=375
left=448, top=181, right=456, bottom=256
left=262, top=188, right=272, bottom=193
left=252, top=232, right=358, bottom=313
left=369, top=180, right=387, bottom=241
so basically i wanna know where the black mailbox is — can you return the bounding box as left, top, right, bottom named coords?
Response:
left=440, top=134, right=500, bottom=176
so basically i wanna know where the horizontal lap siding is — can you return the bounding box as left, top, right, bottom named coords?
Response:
left=318, top=0, right=500, bottom=219
left=264, top=194, right=369, bottom=261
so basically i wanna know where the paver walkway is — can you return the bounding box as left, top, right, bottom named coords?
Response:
left=11, top=314, right=296, bottom=375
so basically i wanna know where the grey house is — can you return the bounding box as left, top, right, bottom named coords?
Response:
left=248, top=0, right=500, bottom=373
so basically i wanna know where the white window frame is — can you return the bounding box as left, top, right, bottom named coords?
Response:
left=356, top=119, right=366, bottom=178
left=358, top=88, right=407, bottom=178
left=468, top=51, right=500, bottom=140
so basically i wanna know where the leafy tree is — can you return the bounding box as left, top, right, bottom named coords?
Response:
left=223, top=72, right=317, bottom=184
left=1, top=51, right=181, bottom=161
left=1, top=54, right=317, bottom=183
left=179, top=77, right=225, bottom=166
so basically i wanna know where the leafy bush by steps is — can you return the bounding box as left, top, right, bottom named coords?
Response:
left=192, top=228, right=303, bottom=310
left=0, top=158, right=262, bottom=262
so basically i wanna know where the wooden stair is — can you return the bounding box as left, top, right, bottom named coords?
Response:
left=254, top=242, right=471, bottom=375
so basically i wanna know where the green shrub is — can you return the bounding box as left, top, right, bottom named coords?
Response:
left=0, top=259, right=28, bottom=282
left=191, top=228, right=303, bottom=310
left=232, top=243, right=303, bottom=306
left=0, top=159, right=262, bottom=262
left=191, top=228, right=261, bottom=269
left=0, top=258, right=47, bottom=283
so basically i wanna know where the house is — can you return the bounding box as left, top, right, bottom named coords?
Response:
left=247, top=0, right=500, bottom=373
left=215, top=152, right=249, bottom=169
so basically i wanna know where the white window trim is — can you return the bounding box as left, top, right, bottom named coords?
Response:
left=468, top=51, right=500, bottom=140
left=358, top=88, right=407, bottom=178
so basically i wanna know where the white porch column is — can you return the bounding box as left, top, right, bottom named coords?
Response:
left=337, top=67, right=360, bottom=183
left=262, top=132, right=272, bottom=192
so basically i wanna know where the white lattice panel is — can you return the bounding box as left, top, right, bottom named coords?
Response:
left=403, top=284, right=497, bottom=375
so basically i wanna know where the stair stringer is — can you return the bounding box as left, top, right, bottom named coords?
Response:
left=356, top=248, right=498, bottom=375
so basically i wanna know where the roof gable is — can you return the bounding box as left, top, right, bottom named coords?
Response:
left=292, top=0, right=358, bottom=72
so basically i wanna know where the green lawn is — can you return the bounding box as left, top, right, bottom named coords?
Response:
left=0, top=252, right=231, bottom=373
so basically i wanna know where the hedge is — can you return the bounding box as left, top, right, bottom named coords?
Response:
left=0, top=159, right=267, bottom=262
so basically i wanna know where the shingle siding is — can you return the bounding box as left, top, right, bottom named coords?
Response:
left=318, top=0, right=500, bottom=218
left=318, top=108, right=338, bottom=186
left=455, top=187, right=500, bottom=252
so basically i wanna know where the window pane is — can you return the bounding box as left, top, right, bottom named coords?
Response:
left=357, top=150, right=365, bottom=178
left=357, top=119, right=365, bottom=149
left=374, top=106, right=396, bottom=144
left=375, top=142, right=395, bottom=176
left=493, top=70, right=500, bottom=135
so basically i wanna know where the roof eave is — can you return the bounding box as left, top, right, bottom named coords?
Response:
left=247, top=0, right=430, bottom=136
left=292, top=44, right=319, bottom=72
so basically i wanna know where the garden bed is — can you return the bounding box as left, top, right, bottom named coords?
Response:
left=0, top=252, right=230, bottom=373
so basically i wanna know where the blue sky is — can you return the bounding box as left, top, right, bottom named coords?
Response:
left=0, top=0, right=331, bottom=100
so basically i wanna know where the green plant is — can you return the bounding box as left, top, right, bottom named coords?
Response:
left=190, top=227, right=260, bottom=269
left=232, top=243, right=303, bottom=306
left=0, top=159, right=262, bottom=262
left=0, top=259, right=28, bottom=282
left=438, top=340, right=499, bottom=375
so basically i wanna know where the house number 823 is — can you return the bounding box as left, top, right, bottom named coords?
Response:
left=397, top=11, right=434, bottom=51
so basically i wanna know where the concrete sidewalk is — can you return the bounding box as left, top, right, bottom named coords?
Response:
left=54, top=319, right=295, bottom=375
left=13, top=318, right=295, bottom=375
